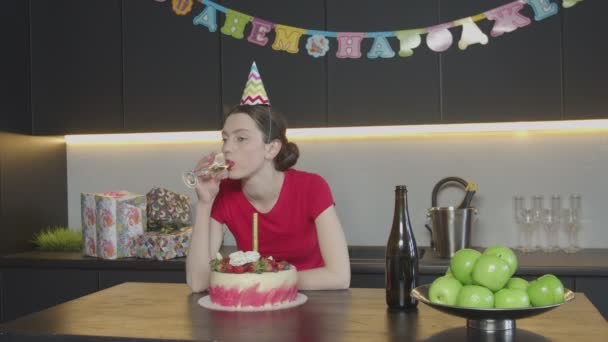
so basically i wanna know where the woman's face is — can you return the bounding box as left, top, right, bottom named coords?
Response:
left=221, top=113, right=268, bottom=179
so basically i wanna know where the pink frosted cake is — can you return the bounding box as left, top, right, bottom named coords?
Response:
left=208, top=251, right=298, bottom=309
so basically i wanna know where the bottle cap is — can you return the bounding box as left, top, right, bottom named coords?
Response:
left=395, top=185, right=408, bottom=191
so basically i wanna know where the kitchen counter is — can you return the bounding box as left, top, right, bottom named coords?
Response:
left=3, top=247, right=608, bottom=323
left=348, top=247, right=608, bottom=276
left=1, top=282, right=606, bottom=341
left=2, top=247, right=608, bottom=276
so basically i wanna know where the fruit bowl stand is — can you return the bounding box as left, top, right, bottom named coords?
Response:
left=411, top=284, right=575, bottom=331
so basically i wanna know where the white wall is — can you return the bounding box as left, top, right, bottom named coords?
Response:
left=67, top=130, right=608, bottom=248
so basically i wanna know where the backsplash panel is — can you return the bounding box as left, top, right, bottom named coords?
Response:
left=67, top=130, right=608, bottom=248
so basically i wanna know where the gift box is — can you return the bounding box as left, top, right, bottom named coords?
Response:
left=81, top=191, right=147, bottom=259
left=81, top=193, right=98, bottom=257
left=146, top=187, right=191, bottom=233
left=134, top=227, right=192, bottom=260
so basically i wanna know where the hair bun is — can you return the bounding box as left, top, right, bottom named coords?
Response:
left=275, top=141, right=299, bottom=171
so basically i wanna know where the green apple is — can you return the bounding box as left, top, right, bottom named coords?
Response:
left=450, top=248, right=482, bottom=285
left=483, top=245, right=518, bottom=276
left=429, top=276, right=463, bottom=306
left=445, top=267, right=454, bottom=278
left=495, top=288, right=531, bottom=308
left=456, top=285, right=494, bottom=308
left=529, top=274, right=565, bottom=305
left=506, top=277, right=529, bottom=291
left=545, top=274, right=565, bottom=304
left=472, top=255, right=511, bottom=292
left=527, top=279, right=553, bottom=306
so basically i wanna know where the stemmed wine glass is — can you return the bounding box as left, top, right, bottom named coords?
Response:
left=563, top=194, right=582, bottom=253
left=541, top=195, right=561, bottom=253
left=182, top=153, right=229, bottom=189
left=514, top=196, right=534, bottom=253
left=513, top=196, right=525, bottom=250
left=530, top=195, right=544, bottom=251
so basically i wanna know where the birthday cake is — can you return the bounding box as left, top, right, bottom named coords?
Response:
left=208, top=251, right=298, bottom=309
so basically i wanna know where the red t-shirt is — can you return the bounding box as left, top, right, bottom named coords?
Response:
left=210, top=169, right=334, bottom=271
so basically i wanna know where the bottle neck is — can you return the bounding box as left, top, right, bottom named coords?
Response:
left=393, top=189, right=410, bottom=227
left=390, top=188, right=417, bottom=254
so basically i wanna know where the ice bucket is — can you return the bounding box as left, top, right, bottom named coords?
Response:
left=426, top=206, right=477, bottom=258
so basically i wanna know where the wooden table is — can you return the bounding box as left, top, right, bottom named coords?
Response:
left=1, top=282, right=606, bottom=341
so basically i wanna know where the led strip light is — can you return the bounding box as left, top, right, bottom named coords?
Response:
left=64, top=119, right=608, bottom=145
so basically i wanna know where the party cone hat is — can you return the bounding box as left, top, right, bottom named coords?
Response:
left=240, top=62, right=270, bottom=105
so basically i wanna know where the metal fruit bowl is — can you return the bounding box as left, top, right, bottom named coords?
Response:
left=411, top=284, right=575, bottom=331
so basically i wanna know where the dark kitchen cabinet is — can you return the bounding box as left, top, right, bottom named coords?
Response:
left=355, top=273, right=577, bottom=291
left=563, top=1, right=608, bottom=119
left=3, top=248, right=608, bottom=322
left=0, top=134, right=3, bottom=250
left=0, top=0, right=31, bottom=134
left=440, top=0, right=562, bottom=123
left=0, top=271, right=3, bottom=321
left=0, top=269, right=98, bottom=322
left=351, top=274, right=440, bottom=289
left=30, top=0, right=123, bottom=135
left=18, top=0, right=608, bottom=134
left=123, top=0, right=222, bottom=132
left=574, top=277, right=608, bottom=320
left=98, top=270, right=185, bottom=290
left=419, top=275, right=442, bottom=286
left=351, top=273, right=385, bottom=289
left=352, top=272, right=576, bottom=294
left=0, top=250, right=191, bottom=323
left=221, top=0, right=327, bottom=128
left=327, top=0, right=441, bottom=127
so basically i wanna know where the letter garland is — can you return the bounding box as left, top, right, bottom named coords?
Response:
left=160, top=0, right=585, bottom=60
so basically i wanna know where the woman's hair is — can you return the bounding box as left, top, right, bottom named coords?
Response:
left=225, top=105, right=299, bottom=171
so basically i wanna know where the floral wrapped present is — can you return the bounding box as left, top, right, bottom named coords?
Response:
left=134, top=227, right=192, bottom=260
left=146, top=187, right=191, bottom=233
left=81, top=191, right=146, bottom=259
left=81, top=193, right=98, bottom=257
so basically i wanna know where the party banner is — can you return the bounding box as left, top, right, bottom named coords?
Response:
left=158, top=0, right=586, bottom=60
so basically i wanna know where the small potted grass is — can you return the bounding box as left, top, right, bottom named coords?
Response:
left=32, top=227, right=82, bottom=252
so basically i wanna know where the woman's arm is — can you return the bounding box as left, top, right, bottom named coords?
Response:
left=186, top=207, right=224, bottom=293
left=185, top=152, right=227, bottom=293
left=297, top=206, right=351, bottom=290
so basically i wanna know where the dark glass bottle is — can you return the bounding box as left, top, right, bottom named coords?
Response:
left=386, top=185, right=419, bottom=310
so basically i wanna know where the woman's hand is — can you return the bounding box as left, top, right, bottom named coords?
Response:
left=193, top=152, right=228, bottom=204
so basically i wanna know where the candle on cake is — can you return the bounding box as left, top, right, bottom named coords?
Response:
left=252, top=212, right=258, bottom=252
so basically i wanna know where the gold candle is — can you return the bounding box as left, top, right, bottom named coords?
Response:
left=253, top=212, right=258, bottom=252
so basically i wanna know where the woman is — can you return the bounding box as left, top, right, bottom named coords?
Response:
left=186, top=104, right=351, bottom=292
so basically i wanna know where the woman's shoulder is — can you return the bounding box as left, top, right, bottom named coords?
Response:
left=287, top=169, right=328, bottom=186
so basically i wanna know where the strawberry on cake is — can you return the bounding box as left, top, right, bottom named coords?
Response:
left=208, top=251, right=299, bottom=309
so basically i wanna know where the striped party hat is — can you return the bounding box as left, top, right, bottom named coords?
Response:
left=240, top=62, right=270, bottom=106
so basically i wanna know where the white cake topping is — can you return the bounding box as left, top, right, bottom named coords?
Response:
left=228, top=250, right=261, bottom=266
